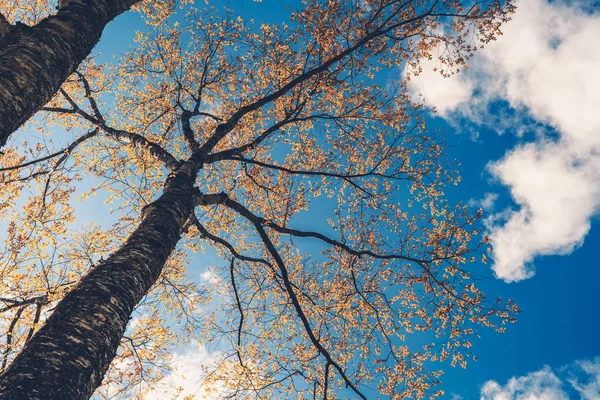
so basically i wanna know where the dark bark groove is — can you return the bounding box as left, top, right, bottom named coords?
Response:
left=0, top=0, right=140, bottom=148
left=0, top=168, right=196, bottom=399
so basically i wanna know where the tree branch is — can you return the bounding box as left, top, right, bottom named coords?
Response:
left=73, top=71, right=104, bottom=124
left=253, top=221, right=367, bottom=399
left=46, top=90, right=180, bottom=171
left=206, top=191, right=365, bottom=397
left=229, top=156, right=381, bottom=197
left=229, top=259, right=246, bottom=368
left=0, top=128, right=98, bottom=173
left=180, top=110, right=201, bottom=153
left=193, top=6, right=440, bottom=158
left=2, top=306, right=25, bottom=370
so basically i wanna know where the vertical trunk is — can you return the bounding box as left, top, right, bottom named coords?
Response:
left=0, top=169, right=195, bottom=399
left=0, top=0, right=140, bottom=147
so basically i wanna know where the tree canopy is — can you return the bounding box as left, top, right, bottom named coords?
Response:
left=0, top=0, right=517, bottom=398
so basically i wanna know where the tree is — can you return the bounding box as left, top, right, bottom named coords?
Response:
left=0, top=1, right=517, bottom=399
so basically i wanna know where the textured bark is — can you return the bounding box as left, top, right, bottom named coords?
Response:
left=0, top=0, right=141, bottom=148
left=0, top=166, right=196, bottom=399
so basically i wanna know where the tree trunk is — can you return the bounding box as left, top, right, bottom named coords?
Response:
left=0, top=167, right=195, bottom=399
left=0, top=0, right=140, bottom=148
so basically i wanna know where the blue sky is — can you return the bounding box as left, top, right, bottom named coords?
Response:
left=89, top=0, right=600, bottom=398
left=404, top=0, right=600, bottom=396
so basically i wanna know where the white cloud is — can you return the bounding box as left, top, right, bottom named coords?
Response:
left=144, top=343, right=224, bottom=400
left=480, top=366, right=568, bottom=400
left=200, top=269, right=221, bottom=286
left=469, top=193, right=499, bottom=212
left=480, top=358, right=600, bottom=400
left=567, top=357, right=600, bottom=400
left=406, top=62, right=474, bottom=116
left=486, top=142, right=600, bottom=281
left=406, top=0, right=600, bottom=281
